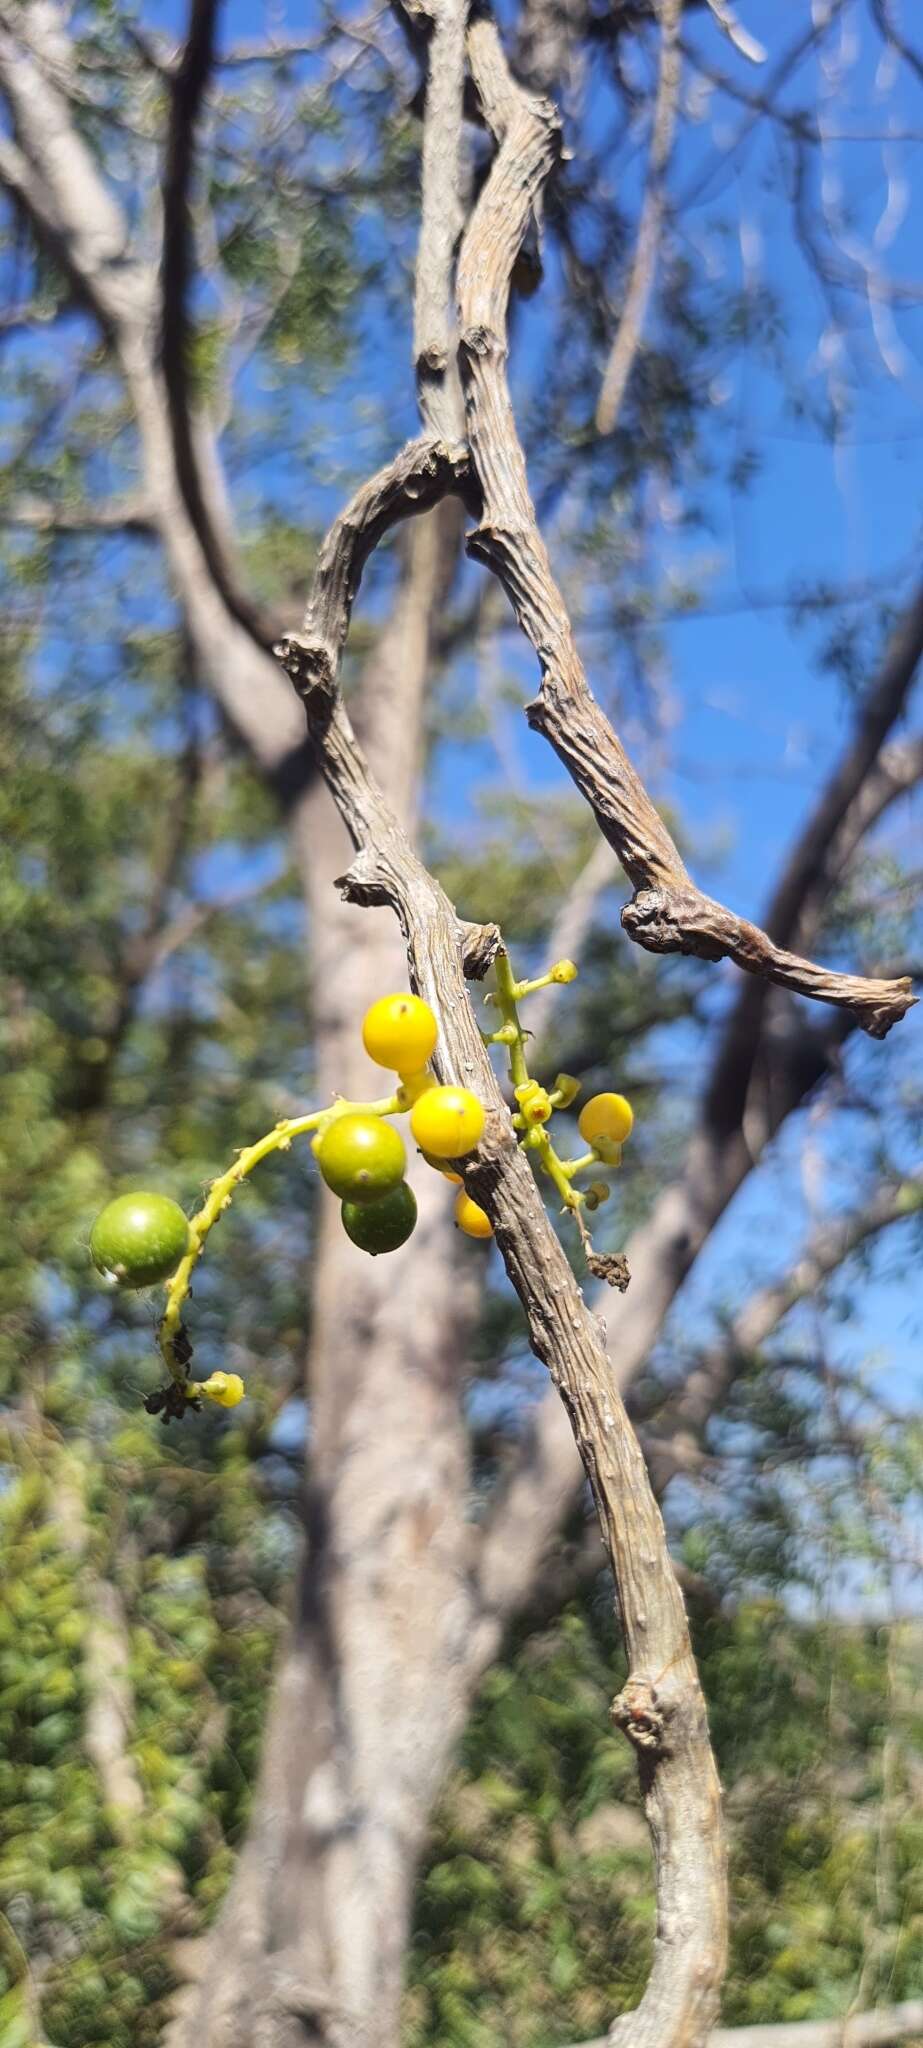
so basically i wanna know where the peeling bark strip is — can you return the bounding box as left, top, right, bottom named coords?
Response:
left=455, top=22, right=914, bottom=1040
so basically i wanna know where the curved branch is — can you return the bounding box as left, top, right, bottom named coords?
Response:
left=276, top=18, right=727, bottom=2046
left=0, top=9, right=143, bottom=333
left=455, top=22, right=914, bottom=1042
left=282, top=434, right=471, bottom=703
left=160, top=0, right=275, bottom=647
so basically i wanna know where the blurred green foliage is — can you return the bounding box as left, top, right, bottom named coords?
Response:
left=407, top=1594, right=923, bottom=2047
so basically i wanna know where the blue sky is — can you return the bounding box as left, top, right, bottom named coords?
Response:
left=5, top=0, right=920, bottom=1590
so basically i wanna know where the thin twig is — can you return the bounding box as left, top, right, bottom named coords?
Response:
left=596, top=0, right=683, bottom=434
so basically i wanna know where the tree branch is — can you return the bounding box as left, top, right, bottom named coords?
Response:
left=55, top=1457, right=145, bottom=1843
left=0, top=491, right=156, bottom=534
left=466, top=692, right=923, bottom=1693
left=409, top=0, right=467, bottom=439
left=0, top=5, right=148, bottom=333
left=574, top=1999, right=923, bottom=2048
left=160, top=0, right=276, bottom=646
left=638, top=1173, right=923, bottom=1488
left=596, top=0, right=683, bottom=435
left=454, top=20, right=914, bottom=1041
left=702, top=0, right=766, bottom=66
left=277, top=602, right=728, bottom=2045
left=276, top=16, right=727, bottom=2043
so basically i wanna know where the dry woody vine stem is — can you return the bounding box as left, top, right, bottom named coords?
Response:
left=272, top=4, right=920, bottom=2042
left=276, top=2, right=730, bottom=2040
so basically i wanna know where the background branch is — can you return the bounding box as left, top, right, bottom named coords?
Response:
left=596, top=0, right=683, bottom=435
left=160, top=0, right=276, bottom=646
left=575, top=1999, right=923, bottom=2048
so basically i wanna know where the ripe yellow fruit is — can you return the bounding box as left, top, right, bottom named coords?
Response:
left=362, top=993, right=438, bottom=1073
left=410, top=1085, right=485, bottom=1160
left=578, top=1092, right=634, bottom=1147
left=454, top=1191, right=493, bottom=1239
left=397, top=1069, right=436, bottom=1107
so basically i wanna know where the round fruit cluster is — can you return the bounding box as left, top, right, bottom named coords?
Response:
left=87, top=958, right=635, bottom=1423
left=313, top=993, right=486, bottom=1253
left=87, top=993, right=488, bottom=1415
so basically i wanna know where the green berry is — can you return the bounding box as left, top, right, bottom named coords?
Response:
left=90, top=1193, right=191, bottom=1290
left=341, top=1182, right=417, bottom=1255
left=315, top=1113, right=406, bottom=1203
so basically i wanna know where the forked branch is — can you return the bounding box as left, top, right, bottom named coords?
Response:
left=276, top=8, right=727, bottom=2044
left=455, top=20, right=915, bottom=1041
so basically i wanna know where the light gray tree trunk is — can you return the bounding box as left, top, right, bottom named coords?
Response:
left=169, top=514, right=485, bottom=2048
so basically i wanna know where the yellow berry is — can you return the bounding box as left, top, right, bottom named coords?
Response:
left=454, top=1191, right=493, bottom=1239
left=200, top=1372, right=245, bottom=1408
left=550, top=959, right=578, bottom=984
left=362, top=993, right=438, bottom=1073
left=410, top=1085, right=485, bottom=1160
left=578, top=1092, right=634, bottom=1147
left=397, top=1069, right=436, bottom=1107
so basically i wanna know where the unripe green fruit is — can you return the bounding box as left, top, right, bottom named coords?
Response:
left=90, top=1193, right=191, bottom=1289
left=315, top=1112, right=406, bottom=1203
left=341, top=1182, right=417, bottom=1254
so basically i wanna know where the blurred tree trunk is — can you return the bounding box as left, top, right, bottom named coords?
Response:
left=169, top=511, right=483, bottom=2048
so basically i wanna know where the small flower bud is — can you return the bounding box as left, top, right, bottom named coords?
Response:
left=514, top=1080, right=553, bottom=1124
left=550, top=959, right=578, bottom=984
left=199, top=1371, right=246, bottom=1408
